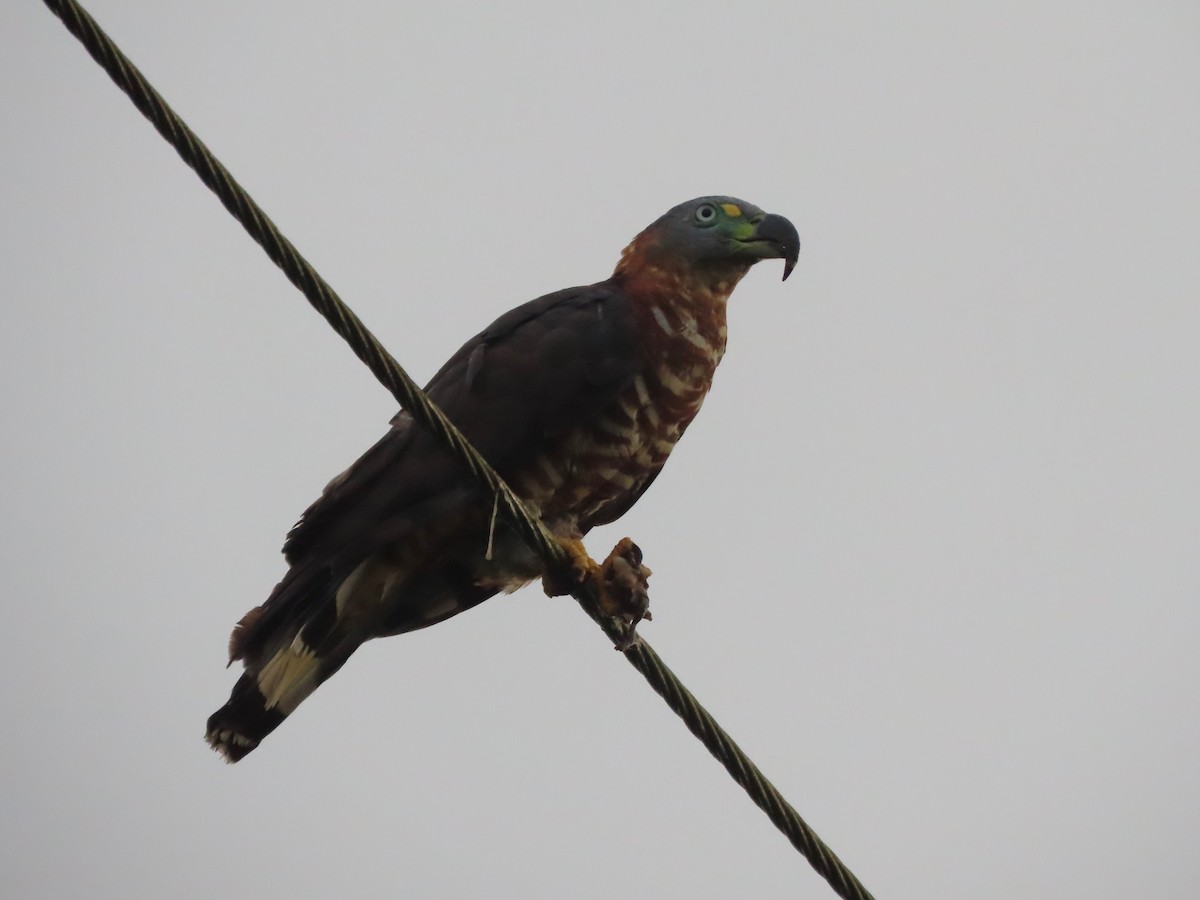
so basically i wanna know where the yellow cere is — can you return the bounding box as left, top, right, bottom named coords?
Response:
left=720, top=203, right=742, bottom=218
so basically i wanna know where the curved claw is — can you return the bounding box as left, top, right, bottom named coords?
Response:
left=543, top=536, right=653, bottom=650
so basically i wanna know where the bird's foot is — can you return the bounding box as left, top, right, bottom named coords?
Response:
left=543, top=536, right=652, bottom=650
left=597, top=538, right=653, bottom=630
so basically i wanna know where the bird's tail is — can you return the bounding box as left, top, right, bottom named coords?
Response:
left=205, top=635, right=362, bottom=763
left=206, top=554, right=503, bottom=762
left=206, top=565, right=362, bottom=762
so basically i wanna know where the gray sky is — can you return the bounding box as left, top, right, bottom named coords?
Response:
left=3, top=2, right=1198, bottom=898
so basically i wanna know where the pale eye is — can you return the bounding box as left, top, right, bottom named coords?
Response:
left=693, top=204, right=718, bottom=226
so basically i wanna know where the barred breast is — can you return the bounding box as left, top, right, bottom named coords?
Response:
left=512, top=284, right=732, bottom=532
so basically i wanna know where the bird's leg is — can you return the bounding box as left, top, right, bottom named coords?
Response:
left=543, top=536, right=653, bottom=650
left=540, top=534, right=596, bottom=597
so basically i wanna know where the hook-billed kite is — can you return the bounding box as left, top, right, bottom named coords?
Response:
left=207, top=196, right=800, bottom=761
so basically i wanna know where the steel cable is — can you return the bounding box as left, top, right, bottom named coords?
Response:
left=42, top=3, right=876, bottom=897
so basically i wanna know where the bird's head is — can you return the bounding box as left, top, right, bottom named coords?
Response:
left=614, top=196, right=800, bottom=291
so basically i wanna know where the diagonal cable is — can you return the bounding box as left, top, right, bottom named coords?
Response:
left=41, top=2, right=876, bottom=898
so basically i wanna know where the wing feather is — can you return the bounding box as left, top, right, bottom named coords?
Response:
left=282, top=281, right=640, bottom=565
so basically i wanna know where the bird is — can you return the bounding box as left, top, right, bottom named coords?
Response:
left=206, top=196, right=799, bottom=762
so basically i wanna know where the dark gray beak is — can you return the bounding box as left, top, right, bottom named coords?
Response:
left=753, top=213, right=801, bottom=281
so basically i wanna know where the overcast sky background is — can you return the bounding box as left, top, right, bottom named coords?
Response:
left=2, top=2, right=1197, bottom=898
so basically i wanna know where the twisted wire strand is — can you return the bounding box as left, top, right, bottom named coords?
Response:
left=42, top=3, right=875, bottom=898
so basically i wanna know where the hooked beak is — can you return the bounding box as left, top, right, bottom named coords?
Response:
left=740, top=213, right=801, bottom=280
